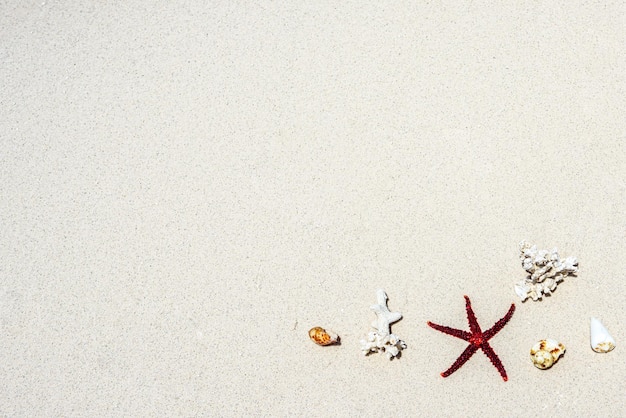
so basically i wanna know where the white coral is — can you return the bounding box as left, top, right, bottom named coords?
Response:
left=360, top=289, right=406, bottom=360
left=515, top=241, right=578, bottom=301
left=360, top=331, right=407, bottom=360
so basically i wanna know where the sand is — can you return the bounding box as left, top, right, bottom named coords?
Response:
left=1, top=2, right=624, bottom=416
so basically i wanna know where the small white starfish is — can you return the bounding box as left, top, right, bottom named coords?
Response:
left=370, top=289, right=402, bottom=336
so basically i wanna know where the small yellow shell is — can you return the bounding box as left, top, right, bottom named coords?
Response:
left=309, top=327, right=339, bottom=346
left=530, top=339, right=566, bottom=369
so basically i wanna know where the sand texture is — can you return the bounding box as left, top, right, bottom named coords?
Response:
left=1, top=2, right=625, bottom=416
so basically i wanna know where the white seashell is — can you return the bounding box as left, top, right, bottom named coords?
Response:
left=530, top=339, right=566, bottom=369
left=590, top=317, right=615, bottom=353
left=309, top=327, right=340, bottom=346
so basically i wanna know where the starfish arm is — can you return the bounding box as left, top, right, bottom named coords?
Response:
left=441, top=344, right=479, bottom=377
left=427, top=321, right=471, bottom=341
left=464, top=295, right=482, bottom=335
left=481, top=342, right=508, bottom=381
left=483, top=302, right=516, bottom=341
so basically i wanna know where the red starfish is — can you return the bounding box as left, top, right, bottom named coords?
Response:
left=427, top=295, right=515, bottom=381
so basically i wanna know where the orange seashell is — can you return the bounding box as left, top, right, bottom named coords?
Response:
left=309, top=327, right=339, bottom=346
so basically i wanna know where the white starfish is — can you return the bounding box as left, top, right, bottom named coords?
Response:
left=370, top=289, right=402, bottom=336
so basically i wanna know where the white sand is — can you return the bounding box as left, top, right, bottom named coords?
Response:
left=1, top=2, right=624, bottom=416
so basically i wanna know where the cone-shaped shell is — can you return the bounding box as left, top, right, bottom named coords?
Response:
left=590, top=317, right=615, bottom=353
left=309, top=327, right=340, bottom=346
left=530, top=339, right=566, bottom=369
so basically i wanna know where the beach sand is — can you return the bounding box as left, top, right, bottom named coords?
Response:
left=1, top=2, right=624, bottom=416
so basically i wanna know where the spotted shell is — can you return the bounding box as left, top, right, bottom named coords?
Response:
left=309, top=327, right=339, bottom=346
left=530, top=339, right=566, bottom=369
